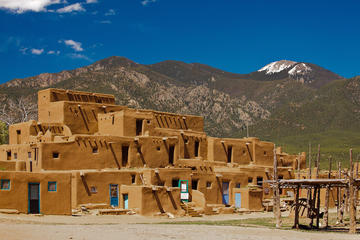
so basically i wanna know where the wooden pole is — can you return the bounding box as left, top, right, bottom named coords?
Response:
left=307, top=143, right=312, bottom=218
left=349, top=149, right=356, bottom=234
left=316, top=186, right=321, bottom=228
left=297, top=153, right=301, bottom=179
left=273, top=145, right=281, bottom=228
left=294, top=185, right=300, bottom=229
left=324, top=156, right=332, bottom=228
left=316, top=144, right=320, bottom=178
left=337, top=162, right=342, bottom=223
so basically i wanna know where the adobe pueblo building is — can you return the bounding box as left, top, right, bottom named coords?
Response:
left=0, top=88, right=305, bottom=216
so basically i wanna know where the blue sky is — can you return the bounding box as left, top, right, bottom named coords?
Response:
left=0, top=0, right=359, bottom=83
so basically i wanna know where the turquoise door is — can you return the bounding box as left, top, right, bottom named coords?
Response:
left=235, top=193, right=241, bottom=208
left=123, top=194, right=128, bottom=209
left=222, top=182, right=230, bottom=205
left=110, top=184, right=119, bottom=207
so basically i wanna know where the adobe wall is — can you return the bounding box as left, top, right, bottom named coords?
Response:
left=0, top=171, right=72, bottom=215
left=38, top=135, right=179, bottom=170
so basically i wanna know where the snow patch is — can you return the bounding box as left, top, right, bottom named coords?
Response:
left=258, top=60, right=297, bottom=74
left=288, top=63, right=312, bottom=75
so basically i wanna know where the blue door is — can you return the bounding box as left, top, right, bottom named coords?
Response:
left=109, top=184, right=119, bottom=207
left=222, top=182, right=229, bottom=205
left=235, top=193, right=241, bottom=208
left=123, top=194, right=128, bottom=209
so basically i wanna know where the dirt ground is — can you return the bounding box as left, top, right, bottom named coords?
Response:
left=0, top=212, right=358, bottom=240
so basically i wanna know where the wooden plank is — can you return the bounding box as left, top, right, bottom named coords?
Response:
left=293, top=185, right=300, bottom=229
left=324, top=156, right=332, bottom=228
left=273, top=145, right=281, bottom=228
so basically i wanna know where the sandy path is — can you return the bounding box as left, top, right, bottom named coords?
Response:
left=0, top=212, right=358, bottom=240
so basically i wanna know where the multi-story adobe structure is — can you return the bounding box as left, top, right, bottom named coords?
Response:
left=0, top=88, right=306, bottom=216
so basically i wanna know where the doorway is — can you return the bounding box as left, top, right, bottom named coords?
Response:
left=222, top=181, right=230, bottom=205
left=28, top=183, right=40, bottom=214
left=123, top=194, right=128, bottom=209
left=109, top=184, right=119, bottom=207
left=235, top=193, right=241, bottom=208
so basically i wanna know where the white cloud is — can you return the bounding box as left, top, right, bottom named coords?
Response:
left=56, top=2, right=84, bottom=13
left=47, top=50, right=60, bottom=55
left=69, top=53, right=91, bottom=61
left=0, top=0, right=62, bottom=13
left=62, top=39, right=83, bottom=51
left=86, top=0, right=97, bottom=3
left=104, top=8, right=115, bottom=16
left=31, top=48, right=44, bottom=55
left=141, top=0, right=156, bottom=6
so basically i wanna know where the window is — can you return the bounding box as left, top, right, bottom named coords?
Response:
left=14, top=153, right=17, bottom=160
left=6, top=151, right=11, bottom=160
left=194, top=141, right=199, bottom=157
left=191, top=179, right=198, bottom=190
left=156, top=146, right=161, bottom=151
left=16, top=130, right=21, bottom=135
left=90, top=186, right=97, bottom=193
left=136, top=119, right=143, bottom=136
left=48, top=182, right=57, bottom=192
left=92, top=147, right=98, bottom=154
left=235, top=183, right=241, bottom=188
left=257, top=177, right=263, bottom=187
left=264, top=151, right=267, bottom=156
left=28, top=152, right=31, bottom=159
left=122, top=145, right=129, bottom=167
left=206, top=181, right=212, bottom=188
left=227, top=146, right=232, bottom=163
left=53, top=152, right=59, bottom=158
left=131, top=174, right=136, bottom=184
left=168, top=145, right=175, bottom=165
left=172, top=179, right=179, bottom=187
left=0, top=179, right=10, bottom=190
left=248, top=177, right=253, bottom=183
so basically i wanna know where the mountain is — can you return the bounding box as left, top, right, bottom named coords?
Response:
left=0, top=56, right=359, bottom=165
left=245, top=60, right=343, bottom=88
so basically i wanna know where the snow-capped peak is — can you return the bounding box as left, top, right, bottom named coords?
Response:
left=288, top=63, right=312, bottom=75
left=258, top=60, right=297, bottom=74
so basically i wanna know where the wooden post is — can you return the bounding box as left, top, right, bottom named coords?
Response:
left=293, top=185, right=300, bottom=229
left=297, top=153, right=301, bottom=179
left=337, top=162, right=342, bottom=223
left=324, top=156, right=332, bottom=228
left=316, top=144, right=320, bottom=178
left=316, top=186, right=321, bottom=228
left=349, top=149, right=356, bottom=234
left=307, top=143, right=312, bottom=218
left=273, top=145, right=281, bottom=228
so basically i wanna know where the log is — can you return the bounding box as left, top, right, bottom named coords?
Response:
left=273, top=145, right=281, bottom=228
left=324, top=156, right=332, bottom=228
left=349, top=149, right=356, bottom=234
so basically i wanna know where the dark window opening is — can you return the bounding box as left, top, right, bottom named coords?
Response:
left=236, top=183, right=241, bottom=188
left=156, top=146, right=161, bottom=151
left=194, top=141, right=199, bottom=157
left=278, top=175, right=283, bottom=194
left=131, top=174, right=136, bottom=184
left=169, top=145, right=175, bottom=165
left=90, top=186, right=97, bottom=193
left=122, top=145, right=129, bottom=167
left=248, top=177, right=253, bottom=183
left=172, top=179, right=179, bottom=187
left=29, top=161, right=33, bottom=172
left=206, top=181, right=212, bottom=188
left=191, top=179, right=198, bottom=190
left=227, top=146, right=232, bottom=163
left=264, top=151, right=267, bottom=155
left=28, top=152, right=31, bottom=159
left=112, top=115, right=114, bottom=125
left=14, top=153, right=17, bottom=160
left=92, top=147, right=98, bottom=153
left=7, top=151, right=11, bottom=160
left=136, top=119, right=143, bottom=136
left=16, top=130, right=21, bottom=135
left=53, top=152, right=59, bottom=158
left=257, top=177, right=263, bottom=187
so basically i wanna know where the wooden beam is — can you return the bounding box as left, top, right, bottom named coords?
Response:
left=316, top=187, right=321, bottom=229
left=109, top=143, right=121, bottom=170
left=316, top=144, right=320, bottom=178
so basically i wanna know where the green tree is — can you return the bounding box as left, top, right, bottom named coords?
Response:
left=0, top=121, right=8, bottom=144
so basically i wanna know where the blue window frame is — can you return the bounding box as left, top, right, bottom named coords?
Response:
left=0, top=179, right=10, bottom=190
left=48, top=181, right=57, bottom=192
